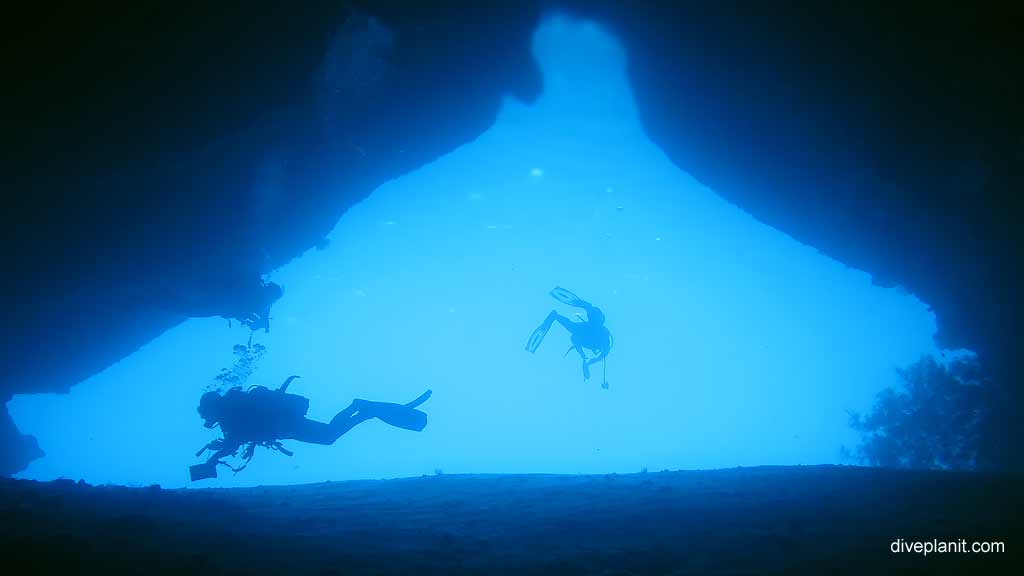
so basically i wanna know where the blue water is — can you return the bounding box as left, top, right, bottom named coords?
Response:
left=10, top=16, right=938, bottom=488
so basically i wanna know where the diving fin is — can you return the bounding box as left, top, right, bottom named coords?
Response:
left=373, top=403, right=428, bottom=432
left=550, top=286, right=586, bottom=307
left=526, top=322, right=550, bottom=353
left=365, top=391, right=432, bottom=432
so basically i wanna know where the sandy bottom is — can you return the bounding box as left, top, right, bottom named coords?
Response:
left=1, top=465, right=1019, bottom=574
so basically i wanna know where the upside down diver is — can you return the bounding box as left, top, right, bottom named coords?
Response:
left=526, top=286, right=613, bottom=388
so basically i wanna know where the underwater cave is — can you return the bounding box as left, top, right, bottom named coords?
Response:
left=2, top=2, right=1020, bottom=574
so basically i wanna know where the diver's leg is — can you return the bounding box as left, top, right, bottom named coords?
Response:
left=283, top=403, right=382, bottom=445
left=284, top=418, right=348, bottom=445
left=575, top=346, right=591, bottom=380
left=319, top=393, right=431, bottom=437
left=553, top=314, right=580, bottom=334
left=279, top=401, right=376, bottom=445
left=329, top=400, right=376, bottom=437
left=574, top=344, right=587, bottom=360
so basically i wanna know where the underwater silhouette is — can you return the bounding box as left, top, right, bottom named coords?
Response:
left=527, top=287, right=613, bottom=388
left=233, top=280, right=282, bottom=333
left=190, top=376, right=431, bottom=481
left=159, top=276, right=283, bottom=333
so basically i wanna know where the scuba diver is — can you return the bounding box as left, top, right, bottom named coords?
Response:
left=228, top=279, right=282, bottom=333
left=526, top=287, right=613, bottom=388
left=190, top=375, right=432, bottom=481
left=154, top=273, right=283, bottom=333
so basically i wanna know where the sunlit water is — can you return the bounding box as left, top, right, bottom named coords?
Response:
left=11, top=15, right=938, bottom=488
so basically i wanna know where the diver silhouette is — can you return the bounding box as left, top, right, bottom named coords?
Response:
left=526, top=287, right=613, bottom=388
left=234, top=280, right=282, bottom=333
left=161, top=275, right=283, bottom=333
left=190, top=375, right=431, bottom=480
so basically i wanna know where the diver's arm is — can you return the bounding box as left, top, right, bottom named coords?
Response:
left=587, top=331, right=612, bottom=365
left=586, top=338, right=612, bottom=365
left=206, top=440, right=241, bottom=465
left=587, top=349, right=609, bottom=365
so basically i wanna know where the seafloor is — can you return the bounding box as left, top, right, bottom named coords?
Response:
left=0, top=465, right=1019, bottom=574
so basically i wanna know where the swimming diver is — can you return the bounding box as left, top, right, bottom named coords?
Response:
left=158, top=274, right=283, bottom=333
left=526, top=287, right=613, bottom=388
left=190, top=375, right=432, bottom=480
left=235, top=280, right=282, bottom=333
